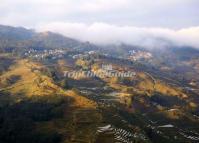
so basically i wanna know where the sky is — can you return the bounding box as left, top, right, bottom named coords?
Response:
left=1, top=0, right=199, bottom=48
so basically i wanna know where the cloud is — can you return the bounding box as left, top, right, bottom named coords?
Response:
left=0, top=0, right=198, bottom=28
left=37, top=22, right=199, bottom=49
left=75, top=0, right=129, bottom=12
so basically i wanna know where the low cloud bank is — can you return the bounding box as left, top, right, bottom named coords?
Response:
left=37, top=22, right=199, bottom=49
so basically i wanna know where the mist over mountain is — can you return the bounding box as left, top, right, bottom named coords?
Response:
left=1, top=24, right=199, bottom=57
left=1, top=24, right=199, bottom=65
left=37, top=22, right=199, bottom=49
left=1, top=24, right=199, bottom=53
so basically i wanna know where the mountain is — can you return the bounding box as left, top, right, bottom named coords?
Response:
left=0, top=25, right=86, bottom=53
left=0, top=25, right=35, bottom=40
left=0, top=25, right=199, bottom=143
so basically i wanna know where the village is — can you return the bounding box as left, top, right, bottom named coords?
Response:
left=128, top=50, right=153, bottom=61
left=24, top=49, right=98, bottom=60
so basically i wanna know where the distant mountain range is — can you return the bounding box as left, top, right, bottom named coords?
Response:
left=2, top=24, right=198, bottom=85
left=0, top=24, right=199, bottom=61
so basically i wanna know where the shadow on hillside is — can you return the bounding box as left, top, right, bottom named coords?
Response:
left=0, top=92, right=75, bottom=143
left=150, top=93, right=186, bottom=108
left=0, top=56, right=16, bottom=74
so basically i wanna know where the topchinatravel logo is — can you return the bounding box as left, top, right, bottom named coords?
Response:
left=64, top=64, right=136, bottom=78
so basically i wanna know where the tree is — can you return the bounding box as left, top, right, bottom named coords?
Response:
left=60, top=78, right=70, bottom=89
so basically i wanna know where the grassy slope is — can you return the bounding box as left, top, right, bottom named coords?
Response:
left=0, top=58, right=103, bottom=143
left=0, top=59, right=96, bottom=108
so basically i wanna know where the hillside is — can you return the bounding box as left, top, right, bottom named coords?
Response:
left=0, top=25, right=199, bottom=143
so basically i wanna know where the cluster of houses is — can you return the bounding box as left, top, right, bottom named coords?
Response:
left=72, top=51, right=96, bottom=59
left=24, top=49, right=66, bottom=59
left=128, top=50, right=153, bottom=61
left=24, top=49, right=98, bottom=61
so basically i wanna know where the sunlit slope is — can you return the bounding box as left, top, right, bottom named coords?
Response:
left=0, top=59, right=96, bottom=108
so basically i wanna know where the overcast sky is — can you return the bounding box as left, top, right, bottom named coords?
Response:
left=1, top=0, right=199, bottom=48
